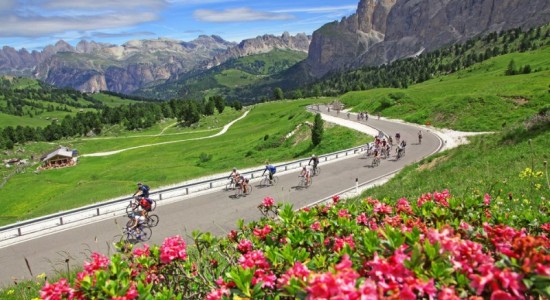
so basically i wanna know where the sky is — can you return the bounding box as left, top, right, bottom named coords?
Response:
left=0, top=0, right=359, bottom=51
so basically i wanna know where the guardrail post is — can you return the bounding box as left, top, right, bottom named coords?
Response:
left=59, top=217, right=63, bottom=225
left=336, top=154, right=339, bottom=158
left=159, top=194, right=162, bottom=200
left=18, top=228, right=22, bottom=236
left=186, top=188, right=189, bottom=195
left=325, top=157, right=327, bottom=162
left=285, top=165, right=288, bottom=171
left=97, top=208, right=100, bottom=216
left=251, top=173, right=254, bottom=179
left=210, top=182, right=213, bottom=188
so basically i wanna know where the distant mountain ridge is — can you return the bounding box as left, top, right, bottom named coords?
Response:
left=0, top=33, right=311, bottom=95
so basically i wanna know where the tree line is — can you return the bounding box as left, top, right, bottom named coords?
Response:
left=0, top=93, right=240, bottom=150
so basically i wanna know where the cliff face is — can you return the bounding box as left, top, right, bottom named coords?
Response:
left=306, top=0, right=396, bottom=77
left=306, top=0, right=550, bottom=77
left=206, top=32, right=311, bottom=69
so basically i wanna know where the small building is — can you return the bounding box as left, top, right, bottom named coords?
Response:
left=40, top=147, right=78, bottom=170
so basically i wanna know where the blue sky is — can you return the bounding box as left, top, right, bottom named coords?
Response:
left=0, top=0, right=359, bottom=51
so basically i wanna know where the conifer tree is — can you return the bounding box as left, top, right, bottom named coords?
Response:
left=311, top=113, right=323, bottom=146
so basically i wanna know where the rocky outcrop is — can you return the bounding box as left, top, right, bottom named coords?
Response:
left=306, top=0, right=550, bottom=77
left=206, top=32, right=311, bottom=69
left=305, top=0, right=396, bottom=77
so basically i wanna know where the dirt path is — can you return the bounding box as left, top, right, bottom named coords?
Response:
left=81, top=110, right=250, bottom=157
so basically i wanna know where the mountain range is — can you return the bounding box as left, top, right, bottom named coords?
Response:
left=0, top=0, right=549, bottom=100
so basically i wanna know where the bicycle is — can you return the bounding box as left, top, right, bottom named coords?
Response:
left=371, top=156, right=380, bottom=167
left=126, top=197, right=157, bottom=215
left=311, top=166, right=321, bottom=176
left=127, top=211, right=159, bottom=227
left=122, top=224, right=152, bottom=243
left=299, top=175, right=312, bottom=188
left=226, top=177, right=240, bottom=191
left=396, top=148, right=406, bottom=160
left=234, top=183, right=252, bottom=197
left=260, top=175, right=279, bottom=187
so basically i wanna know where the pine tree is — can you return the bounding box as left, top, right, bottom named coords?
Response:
left=311, top=113, right=324, bottom=146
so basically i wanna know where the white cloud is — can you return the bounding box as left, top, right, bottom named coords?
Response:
left=0, top=13, right=159, bottom=37
left=42, top=0, right=168, bottom=10
left=273, top=5, right=357, bottom=14
left=194, top=8, right=294, bottom=22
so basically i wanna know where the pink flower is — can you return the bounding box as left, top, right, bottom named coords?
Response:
left=306, top=255, right=360, bottom=299
left=252, top=268, right=277, bottom=288
left=159, top=235, right=187, bottom=264
left=490, top=290, right=515, bottom=300
left=484, top=193, right=492, bottom=205
left=541, top=223, right=550, bottom=232
left=133, top=243, right=150, bottom=257
left=278, top=262, right=311, bottom=288
left=83, top=252, right=110, bottom=274
left=40, top=278, right=74, bottom=300
left=262, top=197, right=275, bottom=208
left=333, top=235, right=355, bottom=252
left=338, top=209, right=351, bottom=218
left=112, top=282, right=138, bottom=300
left=438, top=286, right=460, bottom=300
left=237, top=239, right=253, bottom=254
left=373, top=202, right=392, bottom=214
left=206, top=287, right=230, bottom=300
left=396, top=197, right=413, bottom=214
left=253, top=224, right=272, bottom=240
left=310, top=221, right=322, bottom=231
left=238, top=250, right=270, bottom=270
left=227, top=230, right=238, bottom=241
left=332, top=195, right=340, bottom=204
left=356, top=213, right=368, bottom=225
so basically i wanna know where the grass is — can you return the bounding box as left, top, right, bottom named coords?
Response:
left=340, top=46, right=550, bottom=131
left=0, top=99, right=369, bottom=226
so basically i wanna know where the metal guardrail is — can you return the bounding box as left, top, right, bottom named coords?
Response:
left=0, top=145, right=366, bottom=243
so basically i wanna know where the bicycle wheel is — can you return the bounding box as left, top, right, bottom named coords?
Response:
left=139, top=227, right=152, bottom=242
left=260, top=177, right=269, bottom=187
left=225, top=181, right=234, bottom=191
left=272, top=176, right=279, bottom=185
left=314, top=167, right=321, bottom=176
left=246, top=185, right=252, bottom=195
left=147, top=214, right=159, bottom=227
left=125, top=202, right=137, bottom=215
left=126, top=219, right=133, bottom=228
left=150, top=200, right=157, bottom=211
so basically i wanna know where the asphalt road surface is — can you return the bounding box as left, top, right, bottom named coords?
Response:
left=0, top=108, right=441, bottom=286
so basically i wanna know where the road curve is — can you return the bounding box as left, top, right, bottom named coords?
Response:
left=0, top=108, right=441, bottom=286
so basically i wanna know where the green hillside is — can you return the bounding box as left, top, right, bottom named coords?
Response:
left=340, top=46, right=550, bottom=131
left=138, top=49, right=307, bottom=102
left=0, top=76, right=141, bottom=130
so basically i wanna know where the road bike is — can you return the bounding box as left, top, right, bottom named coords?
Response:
left=127, top=212, right=159, bottom=227
left=260, top=175, right=279, bottom=187
left=312, top=166, right=321, bottom=176
left=298, top=175, right=312, bottom=188
left=225, top=178, right=237, bottom=191
left=126, top=196, right=157, bottom=214
left=234, top=184, right=252, bottom=197
left=396, top=148, right=406, bottom=160
left=371, top=156, right=380, bottom=167
left=121, top=224, right=152, bottom=243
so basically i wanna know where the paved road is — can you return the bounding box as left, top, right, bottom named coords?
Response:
left=0, top=108, right=440, bottom=286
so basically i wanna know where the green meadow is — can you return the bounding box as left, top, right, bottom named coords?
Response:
left=341, top=46, right=550, bottom=131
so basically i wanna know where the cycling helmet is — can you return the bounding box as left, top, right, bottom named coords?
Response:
left=233, top=167, right=237, bottom=171
left=312, top=154, right=316, bottom=157
left=137, top=182, right=142, bottom=186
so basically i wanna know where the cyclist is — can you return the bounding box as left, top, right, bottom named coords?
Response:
left=299, top=166, right=312, bottom=186
left=395, top=132, right=401, bottom=144
left=418, top=130, right=423, bottom=144
left=134, top=182, right=150, bottom=199
left=308, top=154, right=319, bottom=175
left=262, top=161, right=276, bottom=184
left=128, top=209, right=147, bottom=238
left=397, top=140, right=406, bottom=158
left=228, top=168, right=240, bottom=187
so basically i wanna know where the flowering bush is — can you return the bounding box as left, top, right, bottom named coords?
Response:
left=40, top=190, right=549, bottom=299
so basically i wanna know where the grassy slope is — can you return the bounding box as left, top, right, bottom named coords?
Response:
left=0, top=99, right=368, bottom=225
left=340, top=47, right=550, bottom=131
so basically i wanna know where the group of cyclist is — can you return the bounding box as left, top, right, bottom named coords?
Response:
left=366, top=131, right=411, bottom=162
left=228, top=167, right=251, bottom=195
